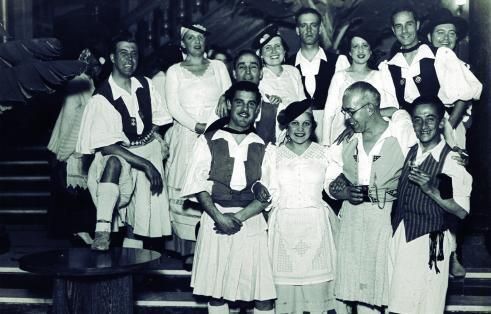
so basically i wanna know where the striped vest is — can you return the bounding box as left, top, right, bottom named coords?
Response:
left=392, top=143, right=451, bottom=242
left=204, top=129, right=265, bottom=207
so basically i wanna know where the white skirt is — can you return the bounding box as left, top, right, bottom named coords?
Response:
left=191, top=205, right=276, bottom=302
left=87, top=140, right=171, bottom=237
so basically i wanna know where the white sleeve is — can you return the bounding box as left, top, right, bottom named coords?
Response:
left=214, top=60, right=232, bottom=94
left=151, top=72, right=172, bottom=125
left=435, top=47, right=483, bottom=104
left=335, top=54, right=351, bottom=72
left=442, top=152, right=473, bottom=212
left=257, top=144, right=279, bottom=211
left=322, top=72, right=343, bottom=145
left=76, top=95, right=128, bottom=154
left=180, top=136, right=213, bottom=198
left=390, top=110, right=417, bottom=157
left=148, top=76, right=172, bottom=125
left=165, top=64, right=198, bottom=131
left=376, top=64, right=399, bottom=109
left=324, top=142, right=344, bottom=199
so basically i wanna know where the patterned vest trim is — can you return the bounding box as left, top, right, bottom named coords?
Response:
left=255, top=100, right=278, bottom=145
left=94, top=76, right=153, bottom=144
left=341, top=135, right=405, bottom=205
left=392, top=143, right=452, bottom=242
left=287, top=50, right=339, bottom=110
left=388, top=58, right=440, bottom=112
left=204, top=129, right=266, bottom=207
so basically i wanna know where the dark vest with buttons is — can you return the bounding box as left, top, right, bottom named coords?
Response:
left=388, top=45, right=440, bottom=112
left=204, top=129, right=266, bottom=207
left=392, top=143, right=452, bottom=242
left=287, top=49, right=339, bottom=110
left=94, top=76, right=153, bottom=143
left=255, top=100, right=278, bottom=145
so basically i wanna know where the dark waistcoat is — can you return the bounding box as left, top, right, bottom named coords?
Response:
left=255, top=100, right=278, bottom=145
left=94, top=76, right=153, bottom=143
left=204, top=129, right=265, bottom=207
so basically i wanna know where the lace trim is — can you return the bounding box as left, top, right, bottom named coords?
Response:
left=276, top=143, right=326, bottom=160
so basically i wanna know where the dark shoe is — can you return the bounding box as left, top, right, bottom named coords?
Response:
left=450, top=252, right=466, bottom=278
left=70, top=233, right=93, bottom=247
left=182, top=254, right=194, bottom=272
left=91, top=231, right=111, bottom=251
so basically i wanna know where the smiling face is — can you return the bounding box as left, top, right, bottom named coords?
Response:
left=392, top=10, right=420, bottom=49
left=261, top=36, right=285, bottom=67
left=430, top=23, right=458, bottom=49
left=412, top=103, right=444, bottom=146
left=233, top=53, right=262, bottom=84
left=111, top=41, right=138, bottom=78
left=296, top=12, right=321, bottom=46
left=349, top=36, right=372, bottom=65
left=227, top=90, right=260, bottom=130
left=287, top=111, right=314, bottom=145
left=182, top=29, right=206, bottom=56
left=341, top=92, right=372, bottom=133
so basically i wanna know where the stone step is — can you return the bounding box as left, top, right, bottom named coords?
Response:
left=0, top=146, right=50, bottom=161
left=0, top=176, right=50, bottom=192
left=0, top=160, right=50, bottom=176
left=0, top=192, right=50, bottom=207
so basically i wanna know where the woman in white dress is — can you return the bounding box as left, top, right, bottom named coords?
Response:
left=322, top=32, right=398, bottom=146
left=255, top=25, right=306, bottom=142
left=165, top=24, right=231, bottom=264
left=255, top=99, right=338, bottom=314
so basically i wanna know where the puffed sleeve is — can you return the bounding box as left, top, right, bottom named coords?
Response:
left=151, top=72, right=173, bottom=125
left=442, top=151, right=473, bottom=212
left=180, top=136, right=213, bottom=199
left=376, top=63, right=399, bottom=109
left=434, top=47, right=482, bottom=104
left=213, top=60, right=232, bottom=94
left=322, top=71, right=344, bottom=146
left=76, top=95, right=128, bottom=154
left=335, top=54, right=351, bottom=71
left=324, top=142, right=344, bottom=199
left=390, top=109, right=418, bottom=157
left=165, top=64, right=198, bottom=131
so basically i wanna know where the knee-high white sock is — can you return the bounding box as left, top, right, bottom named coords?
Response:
left=253, top=309, right=274, bottom=314
left=207, top=303, right=229, bottom=314
left=95, top=182, right=119, bottom=232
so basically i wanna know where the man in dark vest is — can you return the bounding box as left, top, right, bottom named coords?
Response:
left=422, top=8, right=481, bottom=278
left=382, top=6, right=481, bottom=149
left=389, top=97, right=472, bottom=314
left=215, top=49, right=278, bottom=144
left=77, top=33, right=173, bottom=250
left=286, top=7, right=345, bottom=142
left=180, top=81, right=275, bottom=314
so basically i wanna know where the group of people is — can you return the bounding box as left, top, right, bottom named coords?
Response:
left=47, top=4, right=482, bottom=314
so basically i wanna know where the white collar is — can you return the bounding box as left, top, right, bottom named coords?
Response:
left=388, top=43, right=435, bottom=68
left=294, top=47, right=327, bottom=66
left=211, top=129, right=264, bottom=146
left=350, top=116, right=395, bottom=143
left=416, top=136, right=446, bottom=162
left=108, top=75, right=143, bottom=101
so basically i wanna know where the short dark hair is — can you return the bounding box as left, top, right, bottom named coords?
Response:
left=224, top=81, right=261, bottom=104
left=233, top=49, right=262, bottom=69
left=410, top=96, right=445, bottom=120
left=343, top=81, right=381, bottom=108
left=391, top=6, right=418, bottom=26
left=110, top=31, right=137, bottom=54
left=295, top=7, right=322, bottom=24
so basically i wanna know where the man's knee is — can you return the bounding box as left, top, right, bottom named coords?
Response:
left=101, top=156, right=122, bottom=183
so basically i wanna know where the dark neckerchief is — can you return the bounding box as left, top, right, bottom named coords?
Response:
left=222, top=126, right=255, bottom=135
left=399, top=41, right=422, bottom=54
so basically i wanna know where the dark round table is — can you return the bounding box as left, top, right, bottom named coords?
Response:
left=19, top=247, right=161, bottom=314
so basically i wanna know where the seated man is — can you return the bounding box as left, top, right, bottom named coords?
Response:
left=389, top=97, right=472, bottom=313
left=181, top=81, right=275, bottom=314
left=77, top=33, right=173, bottom=250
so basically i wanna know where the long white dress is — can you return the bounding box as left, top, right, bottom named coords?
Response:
left=322, top=66, right=398, bottom=146
left=165, top=60, right=231, bottom=241
left=261, top=142, right=337, bottom=313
